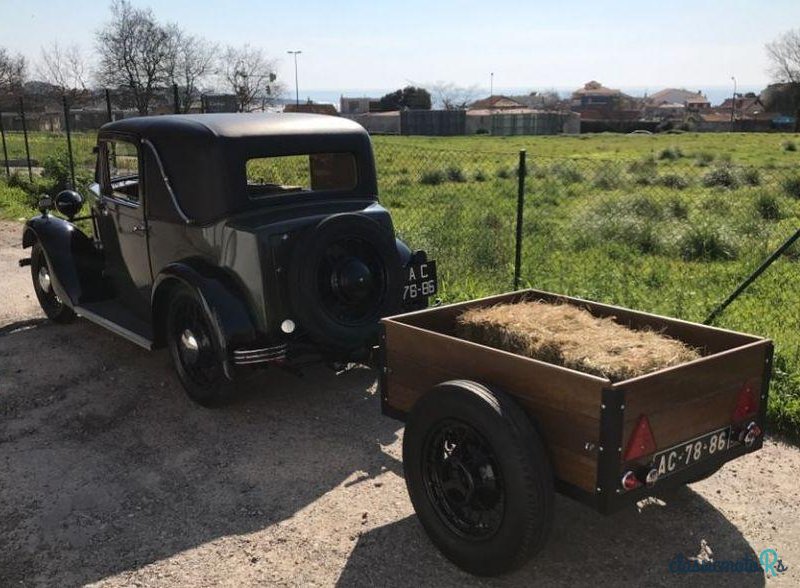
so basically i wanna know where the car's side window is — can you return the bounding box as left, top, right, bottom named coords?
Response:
left=101, top=140, right=140, bottom=203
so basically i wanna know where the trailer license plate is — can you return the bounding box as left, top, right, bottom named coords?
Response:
left=652, top=427, right=731, bottom=478
left=403, top=260, right=437, bottom=301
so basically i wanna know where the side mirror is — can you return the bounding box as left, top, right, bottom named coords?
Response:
left=38, top=194, right=53, bottom=215
left=54, top=190, right=84, bottom=220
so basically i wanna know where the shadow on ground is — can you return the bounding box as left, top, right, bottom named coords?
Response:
left=0, top=318, right=402, bottom=586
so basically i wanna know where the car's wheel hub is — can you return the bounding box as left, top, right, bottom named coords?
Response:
left=331, top=257, right=375, bottom=303
left=180, top=329, right=200, bottom=363
left=38, top=266, right=52, bottom=293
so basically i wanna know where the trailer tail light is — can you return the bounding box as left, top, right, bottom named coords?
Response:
left=621, top=471, right=641, bottom=491
left=731, top=383, right=758, bottom=422
left=624, top=415, right=657, bottom=461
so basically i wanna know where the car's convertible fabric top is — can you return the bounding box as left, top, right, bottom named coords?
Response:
left=100, top=113, right=377, bottom=224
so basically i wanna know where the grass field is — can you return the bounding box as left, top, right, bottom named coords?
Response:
left=2, top=130, right=800, bottom=436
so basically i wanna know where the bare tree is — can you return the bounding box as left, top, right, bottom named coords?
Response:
left=95, top=0, right=173, bottom=115
left=765, top=29, right=800, bottom=130
left=219, top=45, right=281, bottom=112
left=164, top=26, right=216, bottom=113
left=38, top=42, right=89, bottom=100
left=430, top=81, right=480, bottom=110
left=0, top=47, right=26, bottom=92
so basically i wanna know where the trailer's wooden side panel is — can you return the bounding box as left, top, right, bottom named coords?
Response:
left=617, top=340, right=770, bottom=453
left=383, top=319, right=607, bottom=493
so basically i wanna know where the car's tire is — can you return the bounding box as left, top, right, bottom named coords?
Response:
left=166, top=286, right=237, bottom=407
left=287, top=213, right=403, bottom=352
left=30, top=241, right=76, bottom=324
left=403, top=380, right=554, bottom=576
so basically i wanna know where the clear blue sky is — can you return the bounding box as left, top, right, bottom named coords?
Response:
left=1, top=0, right=798, bottom=92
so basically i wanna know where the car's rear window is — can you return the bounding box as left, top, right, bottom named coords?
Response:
left=246, top=153, right=357, bottom=198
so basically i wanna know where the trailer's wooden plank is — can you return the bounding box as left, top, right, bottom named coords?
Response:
left=548, top=446, right=598, bottom=493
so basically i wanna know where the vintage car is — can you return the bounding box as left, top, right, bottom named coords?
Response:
left=21, top=113, right=436, bottom=406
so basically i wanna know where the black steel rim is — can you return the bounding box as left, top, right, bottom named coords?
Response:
left=172, top=298, right=220, bottom=386
left=422, top=418, right=505, bottom=540
left=316, top=236, right=388, bottom=325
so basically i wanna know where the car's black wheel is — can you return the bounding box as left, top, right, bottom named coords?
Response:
left=287, top=213, right=403, bottom=352
left=30, top=242, right=76, bottom=324
left=166, top=287, right=237, bottom=407
left=403, top=380, right=554, bottom=577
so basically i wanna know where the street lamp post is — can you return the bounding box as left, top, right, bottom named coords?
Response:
left=490, top=72, right=494, bottom=97
left=287, top=50, right=302, bottom=106
left=729, top=76, right=737, bottom=132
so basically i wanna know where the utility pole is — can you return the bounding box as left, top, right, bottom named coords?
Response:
left=729, top=76, right=737, bottom=132
left=287, top=50, right=302, bottom=106
left=490, top=72, right=494, bottom=97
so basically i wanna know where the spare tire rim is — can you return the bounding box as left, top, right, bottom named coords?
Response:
left=317, top=236, right=387, bottom=325
left=423, top=419, right=505, bottom=540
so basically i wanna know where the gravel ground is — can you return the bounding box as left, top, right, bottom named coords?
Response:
left=0, top=220, right=798, bottom=587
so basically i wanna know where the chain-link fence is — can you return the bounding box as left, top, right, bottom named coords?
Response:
left=1, top=109, right=799, bottom=432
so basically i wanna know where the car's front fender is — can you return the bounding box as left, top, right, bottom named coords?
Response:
left=22, top=215, right=104, bottom=307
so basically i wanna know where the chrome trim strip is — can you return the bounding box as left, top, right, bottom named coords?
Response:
left=141, top=138, right=191, bottom=224
left=75, top=306, right=153, bottom=350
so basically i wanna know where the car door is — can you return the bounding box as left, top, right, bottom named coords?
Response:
left=96, top=137, right=153, bottom=320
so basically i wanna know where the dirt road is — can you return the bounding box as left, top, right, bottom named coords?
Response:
left=0, top=220, right=798, bottom=587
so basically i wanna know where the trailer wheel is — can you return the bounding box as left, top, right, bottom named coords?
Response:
left=403, top=380, right=554, bottom=576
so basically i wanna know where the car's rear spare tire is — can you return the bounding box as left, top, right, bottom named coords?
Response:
left=287, top=213, right=403, bottom=352
left=403, top=380, right=554, bottom=576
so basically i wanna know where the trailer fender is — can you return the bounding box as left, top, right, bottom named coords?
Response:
left=22, top=215, right=103, bottom=307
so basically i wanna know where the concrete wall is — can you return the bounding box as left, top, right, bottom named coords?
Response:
left=340, top=112, right=400, bottom=134
left=401, top=110, right=466, bottom=136
left=465, top=112, right=579, bottom=136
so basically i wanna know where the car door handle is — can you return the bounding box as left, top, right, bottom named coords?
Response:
left=132, top=224, right=148, bottom=234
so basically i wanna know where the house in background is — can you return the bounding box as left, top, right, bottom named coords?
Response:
left=284, top=102, right=338, bottom=116
left=647, top=88, right=710, bottom=110
left=469, top=95, right=526, bottom=110
left=339, top=96, right=380, bottom=114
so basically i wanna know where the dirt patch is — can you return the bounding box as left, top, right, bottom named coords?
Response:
left=0, top=220, right=798, bottom=587
left=456, top=300, right=699, bottom=380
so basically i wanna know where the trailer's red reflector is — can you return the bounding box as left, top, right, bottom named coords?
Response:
left=624, top=415, right=657, bottom=461
left=732, top=384, right=758, bottom=422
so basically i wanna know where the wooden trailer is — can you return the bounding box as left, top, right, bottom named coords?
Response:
left=379, top=289, right=772, bottom=576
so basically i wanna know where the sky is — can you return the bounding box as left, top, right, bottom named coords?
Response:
left=1, top=0, right=798, bottom=95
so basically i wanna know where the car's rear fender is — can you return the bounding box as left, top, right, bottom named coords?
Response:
left=22, top=215, right=104, bottom=307
left=152, top=260, right=258, bottom=377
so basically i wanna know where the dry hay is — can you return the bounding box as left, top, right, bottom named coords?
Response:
left=455, top=300, right=701, bottom=381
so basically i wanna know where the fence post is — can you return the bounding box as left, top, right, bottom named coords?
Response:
left=19, top=97, right=33, bottom=182
left=0, top=113, right=9, bottom=177
left=62, top=95, right=76, bottom=190
left=173, top=83, right=180, bottom=114
left=513, top=149, right=527, bottom=290
left=105, top=88, right=113, bottom=123
left=200, top=94, right=206, bottom=114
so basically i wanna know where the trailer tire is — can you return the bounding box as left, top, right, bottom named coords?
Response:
left=403, top=380, right=554, bottom=576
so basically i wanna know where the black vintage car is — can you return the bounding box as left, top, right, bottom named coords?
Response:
left=21, top=113, right=436, bottom=406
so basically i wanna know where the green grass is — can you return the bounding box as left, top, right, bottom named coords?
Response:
left=2, top=130, right=800, bottom=438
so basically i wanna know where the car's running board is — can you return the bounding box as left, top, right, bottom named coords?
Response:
left=75, top=304, right=154, bottom=350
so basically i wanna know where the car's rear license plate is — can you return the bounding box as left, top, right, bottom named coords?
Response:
left=403, top=260, right=437, bottom=301
left=652, top=427, right=731, bottom=479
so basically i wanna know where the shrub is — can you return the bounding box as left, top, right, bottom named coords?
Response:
left=740, top=168, right=761, bottom=186
left=755, top=192, right=782, bottom=220
left=592, top=166, right=623, bottom=190
left=473, top=169, right=487, bottom=182
left=552, top=163, right=584, bottom=184
left=694, top=152, right=715, bottom=167
left=702, top=166, right=739, bottom=189
left=666, top=197, right=689, bottom=219
left=420, top=170, right=445, bottom=185
left=41, top=152, right=92, bottom=193
left=679, top=225, right=737, bottom=261
left=658, top=174, right=689, bottom=190
left=657, top=146, right=683, bottom=161
left=627, top=194, right=664, bottom=220
left=782, top=176, right=800, bottom=199
left=628, top=156, right=657, bottom=174
left=445, top=165, right=467, bottom=183
left=782, top=140, right=797, bottom=152
left=496, top=167, right=512, bottom=179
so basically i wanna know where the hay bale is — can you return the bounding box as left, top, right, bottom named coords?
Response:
left=455, top=301, right=700, bottom=381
